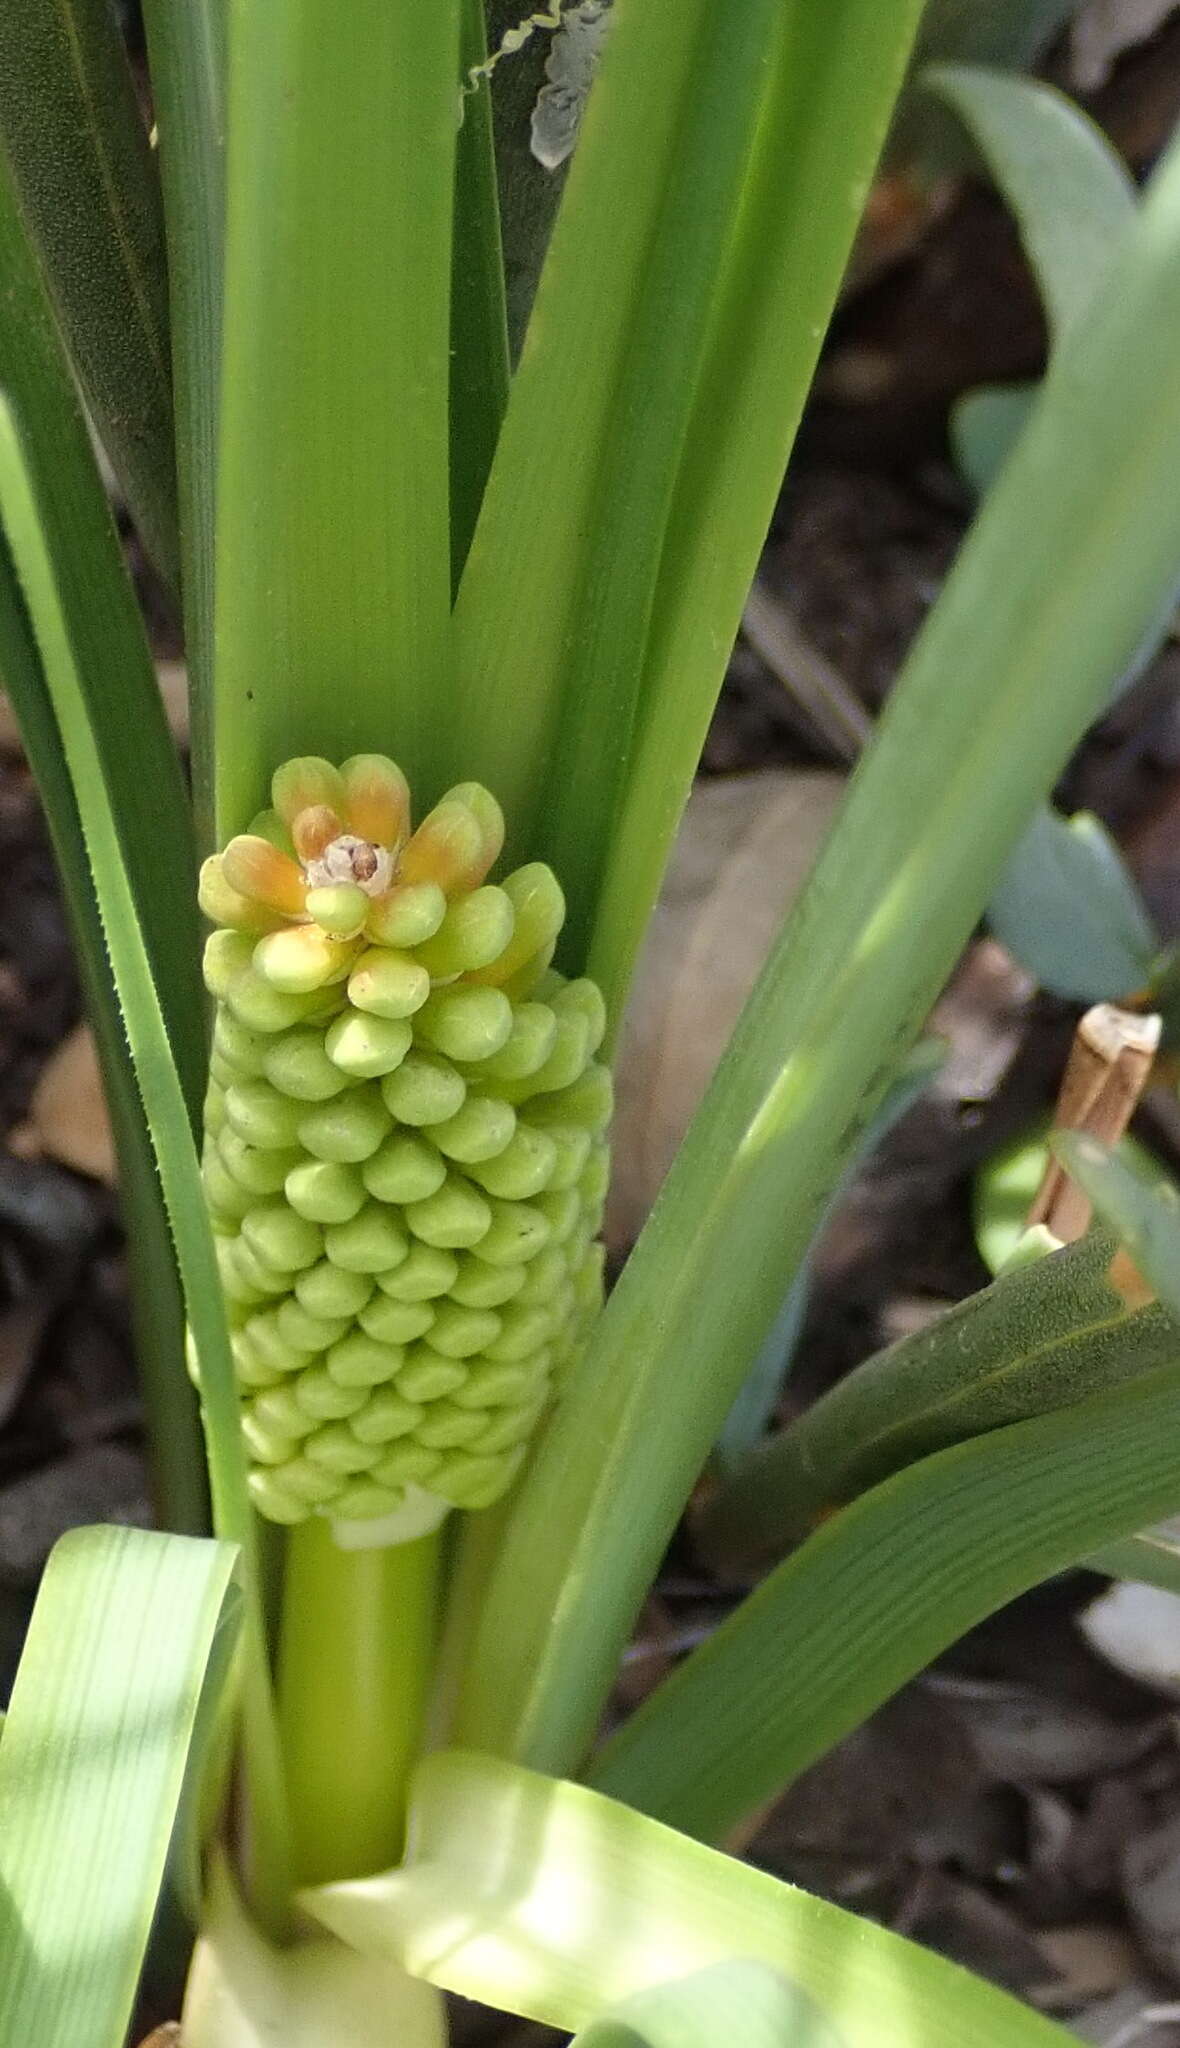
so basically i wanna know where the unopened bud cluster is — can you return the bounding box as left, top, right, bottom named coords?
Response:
left=198, top=754, right=609, bottom=1535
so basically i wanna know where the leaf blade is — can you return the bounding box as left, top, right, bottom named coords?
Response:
left=0, top=1525, right=237, bottom=2048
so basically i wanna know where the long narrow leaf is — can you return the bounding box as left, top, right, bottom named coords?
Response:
left=452, top=124, right=1180, bottom=1776
left=141, top=0, right=226, bottom=849
left=572, top=1963, right=844, bottom=2048
left=213, top=0, right=459, bottom=834
left=307, top=1750, right=1075, bottom=2048
left=588, top=0, right=926, bottom=1018
left=0, top=1525, right=237, bottom=2048
left=592, top=1364, right=1180, bottom=1844
left=450, top=0, right=510, bottom=589
left=0, top=139, right=206, bottom=1525
left=700, top=1229, right=1177, bottom=1571
left=0, top=398, right=291, bottom=1932
left=0, top=0, right=178, bottom=585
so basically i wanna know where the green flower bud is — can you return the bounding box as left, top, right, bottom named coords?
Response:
left=375, top=1243, right=458, bottom=1301
left=347, top=947, right=431, bottom=1020
left=403, top=1174, right=492, bottom=1249
left=227, top=964, right=331, bottom=1034
left=252, top=1384, right=319, bottom=1439
left=515, top=1012, right=590, bottom=1097
left=415, top=1401, right=491, bottom=1450
left=295, top=1260, right=375, bottom=1320
left=350, top=1388, right=425, bottom=1445
left=231, top=1331, right=284, bottom=1390
left=297, top=1086, right=391, bottom=1163
left=380, top=1051, right=465, bottom=1126
left=538, top=1123, right=592, bottom=1192
left=472, top=1195, right=550, bottom=1266
left=284, top=1158, right=367, bottom=1225
left=526, top=1061, right=613, bottom=1133
left=213, top=1010, right=269, bottom=1077
left=325, top=1011, right=413, bottom=1079
left=414, top=886, right=514, bottom=978
left=248, top=1470, right=309, bottom=1523
left=414, top=985, right=512, bottom=1064
left=425, top=1094, right=515, bottom=1164
left=448, top=1253, right=527, bottom=1309
left=362, top=1131, right=447, bottom=1204
left=279, top=1458, right=345, bottom=1507
left=303, top=1423, right=381, bottom=1475
left=324, top=1202, right=410, bottom=1273
left=473, top=1002, right=558, bottom=1083
left=431, top=1449, right=521, bottom=1510
left=241, top=1410, right=298, bottom=1467
left=306, top=882, right=369, bottom=937
left=466, top=1125, right=557, bottom=1200
left=202, top=1153, right=253, bottom=1223
left=358, top=1293, right=436, bottom=1346
left=473, top=1399, right=547, bottom=1456
left=534, top=1185, right=580, bottom=1245
left=395, top=1347, right=469, bottom=1403
left=203, top=928, right=254, bottom=998
left=451, top=1359, right=537, bottom=1409
left=326, top=1331, right=405, bottom=1388
left=225, top=1080, right=307, bottom=1151
left=483, top=1303, right=554, bottom=1363
left=366, top=881, right=447, bottom=949
left=218, top=1129, right=302, bottom=1197
left=426, top=1303, right=502, bottom=1359
left=294, top=1367, right=367, bottom=1422
left=274, top=1299, right=350, bottom=1353
left=370, top=1440, right=444, bottom=1489
left=240, top=1203, right=324, bottom=1274
left=262, top=1028, right=352, bottom=1101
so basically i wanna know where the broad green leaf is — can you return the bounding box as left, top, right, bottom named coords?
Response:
left=451, top=127, right=1180, bottom=1779
left=572, top=1963, right=845, bottom=2048
left=0, top=398, right=291, bottom=1932
left=987, top=808, right=1158, bottom=1002
left=213, top=0, right=459, bottom=833
left=0, top=1526, right=238, bottom=2048
left=923, top=65, right=1135, bottom=340
left=141, top=0, right=226, bottom=849
left=307, top=1750, right=1075, bottom=2047
left=183, top=1854, right=445, bottom=2048
left=592, top=1363, right=1180, bottom=1845
left=1053, top=1130, right=1180, bottom=1319
left=700, top=1229, right=1179, bottom=1574
left=0, top=0, right=178, bottom=585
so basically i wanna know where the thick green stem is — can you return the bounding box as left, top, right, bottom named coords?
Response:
left=278, top=1524, right=440, bottom=1886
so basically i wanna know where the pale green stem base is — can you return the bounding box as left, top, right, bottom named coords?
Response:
left=278, top=1522, right=440, bottom=1886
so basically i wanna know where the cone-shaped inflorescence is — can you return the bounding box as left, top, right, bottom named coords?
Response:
left=198, top=756, right=609, bottom=1542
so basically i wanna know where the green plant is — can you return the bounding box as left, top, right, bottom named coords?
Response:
left=3, top=10, right=1180, bottom=2046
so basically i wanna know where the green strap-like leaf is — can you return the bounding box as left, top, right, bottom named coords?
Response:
left=451, top=124, right=1180, bottom=1780
left=451, top=0, right=510, bottom=590
left=140, top=0, right=226, bottom=852
left=0, top=395, right=292, bottom=1933
left=701, top=1228, right=1178, bottom=1571
left=592, top=1363, right=1180, bottom=1846
left=0, top=1525, right=238, bottom=2048
left=305, top=1750, right=1076, bottom=2048
left=213, top=0, right=459, bottom=833
left=0, top=0, right=179, bottom=586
